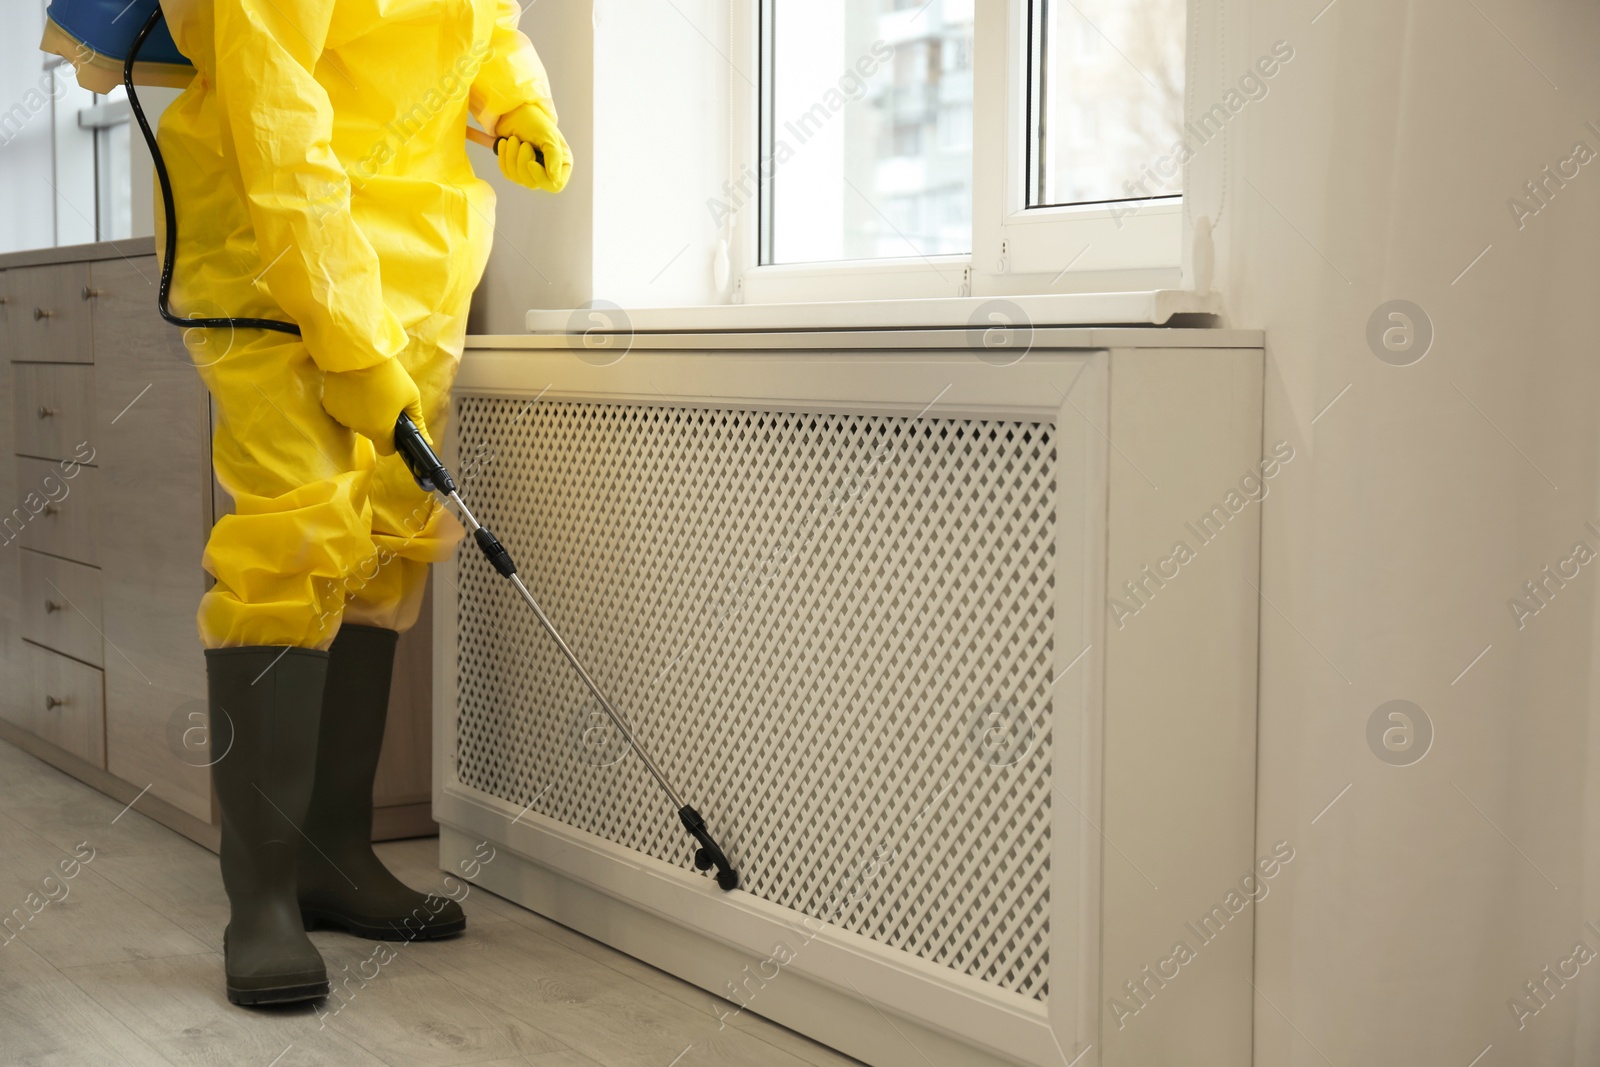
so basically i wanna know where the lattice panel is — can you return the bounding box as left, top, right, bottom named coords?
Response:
left=452, top=398, right=1057, bottom=1000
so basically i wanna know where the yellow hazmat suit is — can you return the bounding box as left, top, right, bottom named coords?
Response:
left=157, top=0, right=566, bottom=648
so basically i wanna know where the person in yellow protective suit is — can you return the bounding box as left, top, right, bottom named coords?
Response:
left=155, top=0, right=570, bottom=1006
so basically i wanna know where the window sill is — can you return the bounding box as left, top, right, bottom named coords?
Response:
left=524, top=288, right=1223, bottom=336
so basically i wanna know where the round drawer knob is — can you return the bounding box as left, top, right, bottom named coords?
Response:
left=33, top=307, right=52, bottom=321
left=37, top=406, right=55, bottom=419
left=44, top=600, right=63, bottom=613
left=82, top=287, right=101, bottom=301
left=42, top=504, right=58, bottom=517
left=44, top=695, right=65, bottom=711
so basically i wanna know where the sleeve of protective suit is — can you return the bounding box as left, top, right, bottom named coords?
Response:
left=211, top=0, right=409, bottom=376
left=468, top=0, right=557, bottom=135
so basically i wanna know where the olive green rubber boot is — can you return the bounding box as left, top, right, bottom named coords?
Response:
left=207, top=646, right=331, bottom=1006
left=298, top=624, right=466, bottom=941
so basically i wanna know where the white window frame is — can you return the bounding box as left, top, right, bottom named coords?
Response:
left=730, top=0, right=1217, bottom=305
left=974, top=0, right=1185, bottom=290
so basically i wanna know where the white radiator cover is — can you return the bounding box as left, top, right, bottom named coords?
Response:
left=453, top=400, right=1058, bottom=1000
left=434, top=330, right=1264, bottom=1067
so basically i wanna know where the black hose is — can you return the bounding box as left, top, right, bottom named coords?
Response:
left=125, top=5, right=302, bottom=337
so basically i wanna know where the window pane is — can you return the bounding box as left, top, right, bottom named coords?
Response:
left=1032, top=0, right=1186, bottom=208
left=93, top=88, right=133, bottom=243
left=766, top=0, right=974, bottom=265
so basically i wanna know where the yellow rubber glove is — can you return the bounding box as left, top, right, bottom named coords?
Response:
left=321, top=359, right=429, bottom=457
left=495, top=103, right=572, bottom=193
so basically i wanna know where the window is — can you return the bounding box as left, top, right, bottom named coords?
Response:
left=741, top=0, right=1201, bottom=301
left=84, top=87, right=135, bottom=242
left=39, top=65, right=136, bottom=248
left=763, top=0, right=975, bottom=265
left=1028, top=0, right=1186, bottom=209
left=0, top=52, right=150, bottom=253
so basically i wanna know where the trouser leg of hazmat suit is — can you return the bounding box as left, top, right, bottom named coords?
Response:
left=157, top=0, right=571, bottom=1004
left=193, top=312, right=464, bottom=651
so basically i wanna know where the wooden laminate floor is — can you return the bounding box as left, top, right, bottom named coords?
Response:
left=0, top=739, right=865, bottom=1067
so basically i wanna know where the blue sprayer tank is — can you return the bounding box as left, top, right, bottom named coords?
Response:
left=40, top=0, right=194, bottom=94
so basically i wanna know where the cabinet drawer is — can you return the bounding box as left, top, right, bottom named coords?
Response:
left=19, top=551, right=103, bottom=668
left=13, top=363, right=96, bottom=462
left=8, top=642, right=106, bottom=768
left=6, top=264, right=93, bottom=364
left=13, top=457, right=98, bottom=565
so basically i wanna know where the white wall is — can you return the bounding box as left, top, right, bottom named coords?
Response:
left=472, top=0, right=732, bottom=333
left=1220, top=1, right=1600, bottom=1064
left=470, top=0, right=595, bottom=332
left=591, top=0, right=732, bottom=307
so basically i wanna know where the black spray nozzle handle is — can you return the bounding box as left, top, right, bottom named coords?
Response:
left=395, top=412, right=457, bottom=496
left=394, top=413, right=520, bottom=577
left=465, top=127, right=545, bottom=167
left=680, top=806, right=740, bottom=892
left=504, top=140, right=546, bottom=168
